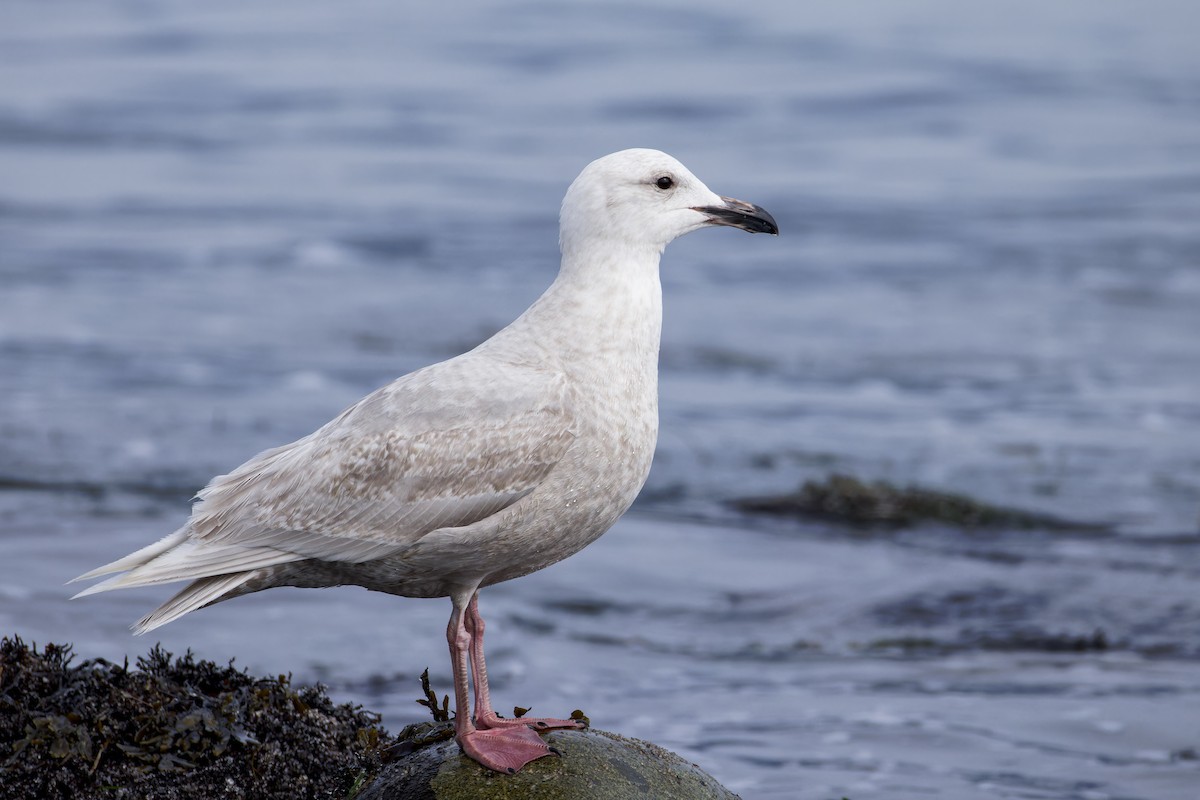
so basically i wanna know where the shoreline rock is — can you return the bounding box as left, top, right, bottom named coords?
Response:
left=0, top=637, right=739, bottom=800
left=362, top=723, right=739, bottom=800
left=731, top=473, right=1110, bottom=531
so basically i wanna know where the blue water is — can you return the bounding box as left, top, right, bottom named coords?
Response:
left=3, top=2, right=1200, bottom=798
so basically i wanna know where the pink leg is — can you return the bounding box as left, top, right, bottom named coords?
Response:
left=447, top=590, right=556, bottom=773
left=465, top=592, right=587, bottom=732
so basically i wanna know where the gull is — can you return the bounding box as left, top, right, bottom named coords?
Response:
left=70, top=148, right=778, bottom=774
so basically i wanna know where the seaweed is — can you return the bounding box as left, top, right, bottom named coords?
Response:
left=731, top=473, right=1109, bottom=531
left=0, top=635, right=389, bottom=799
left=413, top=668, right=450, bottom=723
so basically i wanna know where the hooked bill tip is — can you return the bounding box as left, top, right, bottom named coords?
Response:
left=693, top=197, right=779, bottom=235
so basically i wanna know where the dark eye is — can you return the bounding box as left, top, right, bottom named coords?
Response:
left=655, top=175, right=674, bottom=190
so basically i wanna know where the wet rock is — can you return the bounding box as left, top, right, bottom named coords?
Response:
left=867, top=585, right=1116, bottom=656
left=731, top=473, right=1109, bottom=531
left=873, top=584, right=1047, bottom=627
left=359, top=723, right=740, bottom=800
left=864, top=628, right=1112, bottom=656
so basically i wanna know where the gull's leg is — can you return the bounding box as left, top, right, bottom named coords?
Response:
left=448, top=588, right=556, bottom=773
left=466, top=592, right=586, bottom=732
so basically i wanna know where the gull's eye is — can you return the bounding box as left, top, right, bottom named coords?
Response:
left=655, top=175, right=674, bottom=190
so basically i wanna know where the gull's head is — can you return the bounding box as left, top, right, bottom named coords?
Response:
left=559, top=148, right=778, bottom=257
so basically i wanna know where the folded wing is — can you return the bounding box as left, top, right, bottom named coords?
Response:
left=71, top=353, right=576, bottom=597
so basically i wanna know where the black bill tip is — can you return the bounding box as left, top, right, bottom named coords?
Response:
left=693, top=196, right=779, bottom=235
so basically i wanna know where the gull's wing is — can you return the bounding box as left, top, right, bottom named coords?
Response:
left=73, top=352, right=575, bottom=591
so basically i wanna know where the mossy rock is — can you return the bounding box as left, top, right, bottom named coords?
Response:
left=357, top=725, right=740, bottom=800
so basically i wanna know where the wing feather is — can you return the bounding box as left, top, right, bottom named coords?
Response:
left=71, top=352, right=575, bottom=596
left=184, top=354, right=573, bottom=565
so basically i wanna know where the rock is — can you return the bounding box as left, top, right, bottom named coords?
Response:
left=358, top=724, right=740, bottom=800
left=1, top=637, right=739, bottom=800
left=731, top=473, right=1109, bottom=531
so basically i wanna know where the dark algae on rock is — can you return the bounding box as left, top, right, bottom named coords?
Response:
left=0, top=636, right=388, bottom=799
left=732, top=473, right=1110, bottom=531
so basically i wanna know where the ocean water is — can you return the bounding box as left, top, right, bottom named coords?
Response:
left=2, top=2, right=1199, bottom=798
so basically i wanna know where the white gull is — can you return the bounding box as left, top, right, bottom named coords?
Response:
left=70, top=148, right=778, bottom=773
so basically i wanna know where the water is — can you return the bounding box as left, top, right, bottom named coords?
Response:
left=2, top=2, right=1199, bottom=798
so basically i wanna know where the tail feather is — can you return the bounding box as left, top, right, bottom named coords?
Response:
left=68, top=530, right=190, bottom=584
left=133, top=573, right=256, bottom=634
left=70, top=541, right=297, bottom=599
left=70, top=527, right=279, bottom=633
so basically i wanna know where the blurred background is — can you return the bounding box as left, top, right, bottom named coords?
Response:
left=2, top=1, right=1199, bottom=798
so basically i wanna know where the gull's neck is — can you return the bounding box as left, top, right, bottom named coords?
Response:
left=497, top=237, right=665, bottom=374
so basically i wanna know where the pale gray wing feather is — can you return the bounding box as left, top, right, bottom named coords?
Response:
left=79, top=353, right=576, bottom=591
left=197, top=353, right=575, bottom=555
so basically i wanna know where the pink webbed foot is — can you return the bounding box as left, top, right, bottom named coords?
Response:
left=475, top=710, right=588, bottom=732
left=452, top=591, right=583, bottom=773
left=458, top=725, right=560, bottom=774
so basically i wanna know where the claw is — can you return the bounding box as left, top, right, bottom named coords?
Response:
left=475, top=712, right=584, bottom=732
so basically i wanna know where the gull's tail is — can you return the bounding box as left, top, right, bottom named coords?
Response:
left=69, top=530, right=191, bottom=586
left=132, top=574, right=256, bottom=634
left=68, top=526, right=289, bottom=634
